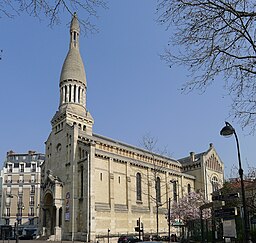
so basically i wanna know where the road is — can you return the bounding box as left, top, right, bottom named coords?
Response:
left=0, top=241, right=84, bottom=243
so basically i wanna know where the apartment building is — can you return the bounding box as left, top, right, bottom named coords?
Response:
left=0, top=150, right=44, bottom=235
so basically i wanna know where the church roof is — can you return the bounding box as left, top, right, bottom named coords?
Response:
left=178, top=143, right=217, bottom=164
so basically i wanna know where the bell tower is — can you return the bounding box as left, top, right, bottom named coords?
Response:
left=51, top=13, right=93, bottom=135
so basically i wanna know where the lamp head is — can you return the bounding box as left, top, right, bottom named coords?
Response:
left=220, top=122, right=235, bottom=137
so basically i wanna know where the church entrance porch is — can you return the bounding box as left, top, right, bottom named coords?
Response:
left=41, top=171, right=63, bottom=241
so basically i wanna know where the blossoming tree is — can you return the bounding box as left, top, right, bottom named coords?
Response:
left=168, top=191, right=211, bottom=239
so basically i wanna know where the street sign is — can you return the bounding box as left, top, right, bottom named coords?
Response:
left=223, top=219, right=237, bottom=238
left=214, top=207, right=237, bottom=218
left=200, top=201, right=225, bottom=210
left=212, top=193, right=239, bottom=201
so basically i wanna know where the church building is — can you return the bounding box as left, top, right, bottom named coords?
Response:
left=40, top=14, right=224, bottom=242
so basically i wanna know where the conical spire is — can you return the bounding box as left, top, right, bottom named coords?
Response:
left=59, top=13, right=87, bottom=113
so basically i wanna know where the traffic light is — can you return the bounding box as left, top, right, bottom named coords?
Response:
left=134, top=227, right=140, bottom=232
left=137, top=219, right=140, bottom=226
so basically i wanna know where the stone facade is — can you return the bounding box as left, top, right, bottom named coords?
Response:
left=179, top=144, right=224, bottom=202
left=40, top=14, right=225, bottom=242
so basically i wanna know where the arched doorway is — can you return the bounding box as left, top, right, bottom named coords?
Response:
left=43, top=192, right=56, bottom=236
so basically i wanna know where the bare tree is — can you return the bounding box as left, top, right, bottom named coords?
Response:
left=140, top=133, right=171, bottom=238
left=0, top=0, right=107, bottom=33
left=156, top=0, right=256, bottom=130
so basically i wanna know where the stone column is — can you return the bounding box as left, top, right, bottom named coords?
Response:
left=83, top=88, right=86, bottom=107
left=55, top=206, right=62, bottom=241
left=79, top=87, right=82, bottom=105
left=71, top=85, right=74, bottom=102
left=62, top=87, right=65, bottom=104
left=66, top=85, right=70, bottom=102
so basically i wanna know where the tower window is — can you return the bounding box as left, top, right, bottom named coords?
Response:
left=56, top=143, right=62, bottom=152
left=78, top=87, right=81, bottom=103
left=74, top=85, right=76, bottom=102
left=64, top=86, right=67, bottom=102
left=69, top=84, right=71, bottom=102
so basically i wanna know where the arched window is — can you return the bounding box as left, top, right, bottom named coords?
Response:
left=187, top=183, right=191, bottom=194
left=136, top=173, right=142, bottom=201
left=211, top=176, right=219, bottom=192
left=173, top=181, right=178, bottom=202
left=156, top=177, right=161, bottom=203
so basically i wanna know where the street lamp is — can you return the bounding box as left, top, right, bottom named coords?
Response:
left=220, top=121, right=250, bottom=242
left=7, top=194, right=24, bottom=243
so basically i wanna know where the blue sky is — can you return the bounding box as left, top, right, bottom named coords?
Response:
left=0, top=1, right=255, bottom=178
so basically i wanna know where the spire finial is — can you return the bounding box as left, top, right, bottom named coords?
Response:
left=70, top=12, right=80, bottom=34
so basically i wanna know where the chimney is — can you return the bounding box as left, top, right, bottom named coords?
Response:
left=209, top=143, right=213, bottom=148
left=7, top=150, right=15, bottom=156
left=190, top=152, right=195, bottom=162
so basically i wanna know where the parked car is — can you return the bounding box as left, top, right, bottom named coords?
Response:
left=118, top=235, right=142, bottom=243
left=151, top=235, right=162, bottom=241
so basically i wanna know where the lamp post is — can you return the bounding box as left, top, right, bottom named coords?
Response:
left=168, top=198, right=171, bottom=241
left=220, top=121, right=250, bottom=242
left=7, top=194, right=20, bottom=243
left=7, top=194, right=24, bottom=243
